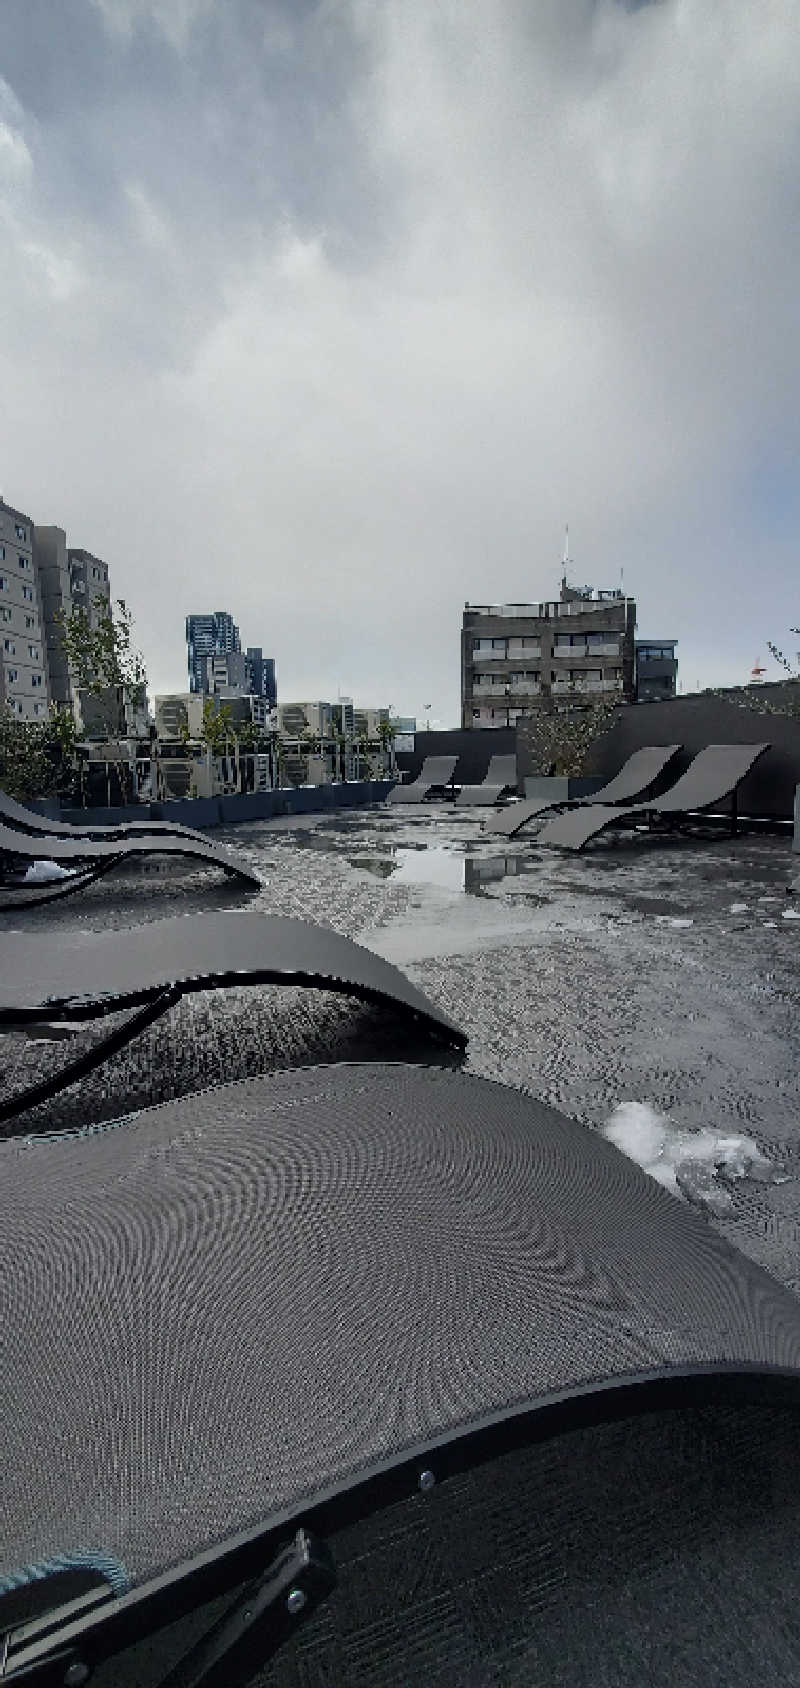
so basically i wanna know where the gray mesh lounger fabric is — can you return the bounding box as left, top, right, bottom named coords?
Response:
left=0, top=787, right=209, bottom=844
left=538, top=743, right=770, bottom=851
left=0, top=914, right=464, bottom=1119
left=0, top=818, right=261, bottom=907
left=455, top=754, right=517, bottom=807
left=387, top=756, right=457, bottom=803
left=3, top=1061, right=800, bottom=1629
left=485, top=745, right=681, bottom=837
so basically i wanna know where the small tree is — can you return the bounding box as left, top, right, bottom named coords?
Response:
left=57, top=595, right=147, bottom=709
left=0, top=705, right=79, bottom=801
left=521, top=695, right=619, bottom=778
left=376, top=716, right=396, bottom=772
left=56, top=595, right=148, bottom=803
left=768, top=627, right=800, bottom=681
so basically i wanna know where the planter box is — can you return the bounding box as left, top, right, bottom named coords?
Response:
left=523, top=776, right=606, bottom=803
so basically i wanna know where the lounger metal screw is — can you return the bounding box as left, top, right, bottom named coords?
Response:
left=418, top=1468, right=435, bottom=1492
left=287, top=1587, right=307, bottom=1615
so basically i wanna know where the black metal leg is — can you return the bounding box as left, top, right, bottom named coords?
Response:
left=0, top=986, right=181, bottom=1128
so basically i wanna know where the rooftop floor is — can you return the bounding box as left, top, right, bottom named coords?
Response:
left=2, top=802, right=799, bottom=1291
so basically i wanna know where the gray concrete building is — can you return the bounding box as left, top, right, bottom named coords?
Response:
left=0, top=499, right=49, bottom=721
left=33, top=525, right=111, bottom=709
left=461, top=582, right=637, bottom=728
left=635, top=640, right=678, bottom=702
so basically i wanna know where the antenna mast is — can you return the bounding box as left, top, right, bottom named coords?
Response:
left=561, top=525, right=571, bottom=591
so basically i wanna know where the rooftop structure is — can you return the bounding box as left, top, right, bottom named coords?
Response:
left=635, top=640, right=679, bottom=703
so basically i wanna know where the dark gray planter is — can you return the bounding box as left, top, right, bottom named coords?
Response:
left=523, top=775, right=606, bottom=803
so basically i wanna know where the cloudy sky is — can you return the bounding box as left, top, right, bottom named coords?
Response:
left=1, top=0, right=798, bottom=722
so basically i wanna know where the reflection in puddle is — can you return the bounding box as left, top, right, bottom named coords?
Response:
left=348, top=855, right=397, bottom=880
left=464, top=855, right=525, bottom=893
left=349, top=846, right=527, bottom=895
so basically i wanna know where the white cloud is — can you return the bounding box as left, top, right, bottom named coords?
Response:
left=90, top=0, right=215, bottom=51
left=1, top=0, right=798, bottom=712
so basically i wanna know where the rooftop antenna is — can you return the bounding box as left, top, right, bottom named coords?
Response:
left=561, top=525, right=571, bottom=591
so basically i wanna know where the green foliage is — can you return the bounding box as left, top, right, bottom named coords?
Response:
left=520, top=696, right=619, bottom=778
left=56, top=595, right=147, bottom=698
left=198, top=697, right=235, bottom=753
left=0, top=705, right=79, bottom=799
left=767, top=628, right=800, bottom=683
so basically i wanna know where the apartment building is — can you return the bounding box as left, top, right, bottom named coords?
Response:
left=461, top=583, right=636, bottom=728
left=0, top=499, right=49, bottom=720
left=33, top=526, right=112, bottom=708
left=245, top=647, right=277, bottom=708
left=186, top=611, right=241, bottom=693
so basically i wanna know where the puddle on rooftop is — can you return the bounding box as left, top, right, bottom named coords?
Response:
left=347, top=845, right=529, bottom=895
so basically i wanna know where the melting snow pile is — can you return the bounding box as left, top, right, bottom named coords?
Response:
left=23, top=857, right=75, bottom=884
left=23, top=860, right=75, bottom=883
left=602, top=1101, right=777, bottom=1214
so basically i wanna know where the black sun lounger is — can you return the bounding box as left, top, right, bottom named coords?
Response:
left=3, top=1063, right=800, bottom=1686
left=538, top=743, right=769, bottom=851
left=0, top=819, right=261, bottom=910
left=0, top=913, right=465, bottom=1121
left=0, top=786, right=209, bottom=844
left=456, top=753, right=518, bottom=807
left=387, top=755, right=458, bottom=803
left=485, top=745, right=682, bottom=838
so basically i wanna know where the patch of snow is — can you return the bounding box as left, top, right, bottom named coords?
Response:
left=602, top=1101, right=771, bottom=1199
left=654, top=916, right=694, bottom=928
left=729, top=903, right=749, bottom=914
left=782, top=909, right=800, bottom=921
left=763, top=921, right=778, bottom=929
left=23, top=860, right=76, bottom=883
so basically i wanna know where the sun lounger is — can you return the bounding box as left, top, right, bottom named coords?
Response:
left=387, top=755, right=458, bottom=803
left=485, top=745, right=682, bottom=837
left=0, top=786, right=209, bottom=844
left=456, top=753, right=518, bottom=807
left=0, top=819, right=261, bottom=910
left=538, top=743, right=769, bottom=851
left=3, top=1060, right=800, bottom=1684
left=0, top=913, right=465, bottom=1121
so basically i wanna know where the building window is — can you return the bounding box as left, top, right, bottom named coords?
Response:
left=7, top=668, right=18, bottom=682
left=14, top=524, right=26, bottom=541
left=31, top=672, right=42, bottom=687
left=0, top=576, right=6, bottom=591
left=4, top=638, right=15, bottom=653
left=25, top=615, right=34, bottom=629
left=22, top=585, right=33, bottom=601
left=0, top=545, right=4, bottom=559
left=18, top=554, right=29, bottom=569
left=28, top=644, right=38, bottom=658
